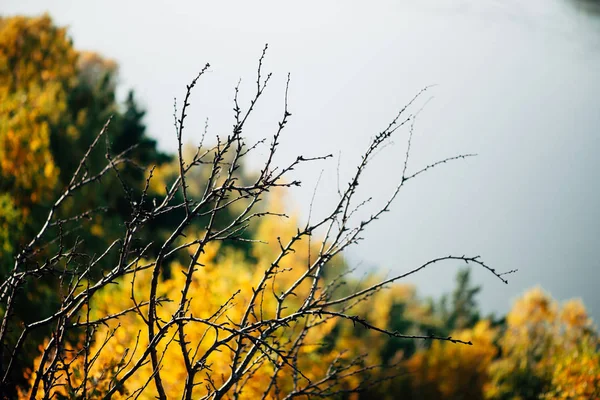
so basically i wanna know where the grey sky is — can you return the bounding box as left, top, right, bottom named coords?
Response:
left=4, top=0, right=600, bottom=322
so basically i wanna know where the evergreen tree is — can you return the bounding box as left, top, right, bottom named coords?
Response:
left=438, top=268, right=481, bottom=331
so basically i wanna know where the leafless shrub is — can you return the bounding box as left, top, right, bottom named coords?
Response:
left=0, top=45, right=513, bottom=399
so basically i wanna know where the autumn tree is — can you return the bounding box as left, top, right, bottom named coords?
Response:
left=365, top=285, right=600, bottom=399
left=0, top=14, right=75, bottom=265
left=485, top=288, right=600, bottom=399
left=543, top=332, right=600, bottom=400
left=360, top=268, right=495, bottom=400
left=0, top=14, right=171, bottom=391
left=0, top=15, right=171, bottom=274
left=404, top=320, right=498, bottom=400
left=395, top=285, right=600, bottom=399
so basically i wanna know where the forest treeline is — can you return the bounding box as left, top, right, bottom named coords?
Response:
left=1, top=14, right=599, bottom=399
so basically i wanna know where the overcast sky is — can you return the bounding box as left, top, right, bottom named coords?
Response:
left=5, top=0, right=600, bottom=322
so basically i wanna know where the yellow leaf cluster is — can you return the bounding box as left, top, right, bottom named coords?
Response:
left=21, top=212, right=394, bottom=398
left=485, top=287, right=599, bottom=399
left=407, top=320, right=498, bottom=399
left=542, top=336, right=600, bottom=400
left=0, top=14, right=79, bottom=207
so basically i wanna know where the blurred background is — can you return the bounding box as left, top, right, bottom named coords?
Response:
left=2, top=1, right=600, bottom=397
left=5, top=0, right=597, bottom=321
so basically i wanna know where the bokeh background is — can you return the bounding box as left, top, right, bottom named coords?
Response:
left=2, top=1, right=600, bottom=397
left=5, top=0, right=598, bottom=321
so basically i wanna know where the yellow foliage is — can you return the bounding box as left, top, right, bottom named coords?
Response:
left=21, top=213, right=392, bottom=398
left=485, top=288, right=599, bottom=399
left=542, top=336, right=600, bottom=400
left=559, top=299, right=591, bottom=330
left=400, top=287, right=599, bottom=399
left=407, top=320, right=498, bottom=399
left=0, top=14, right=80, bottom=207
left=0, top=16, right=119, bottom=210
